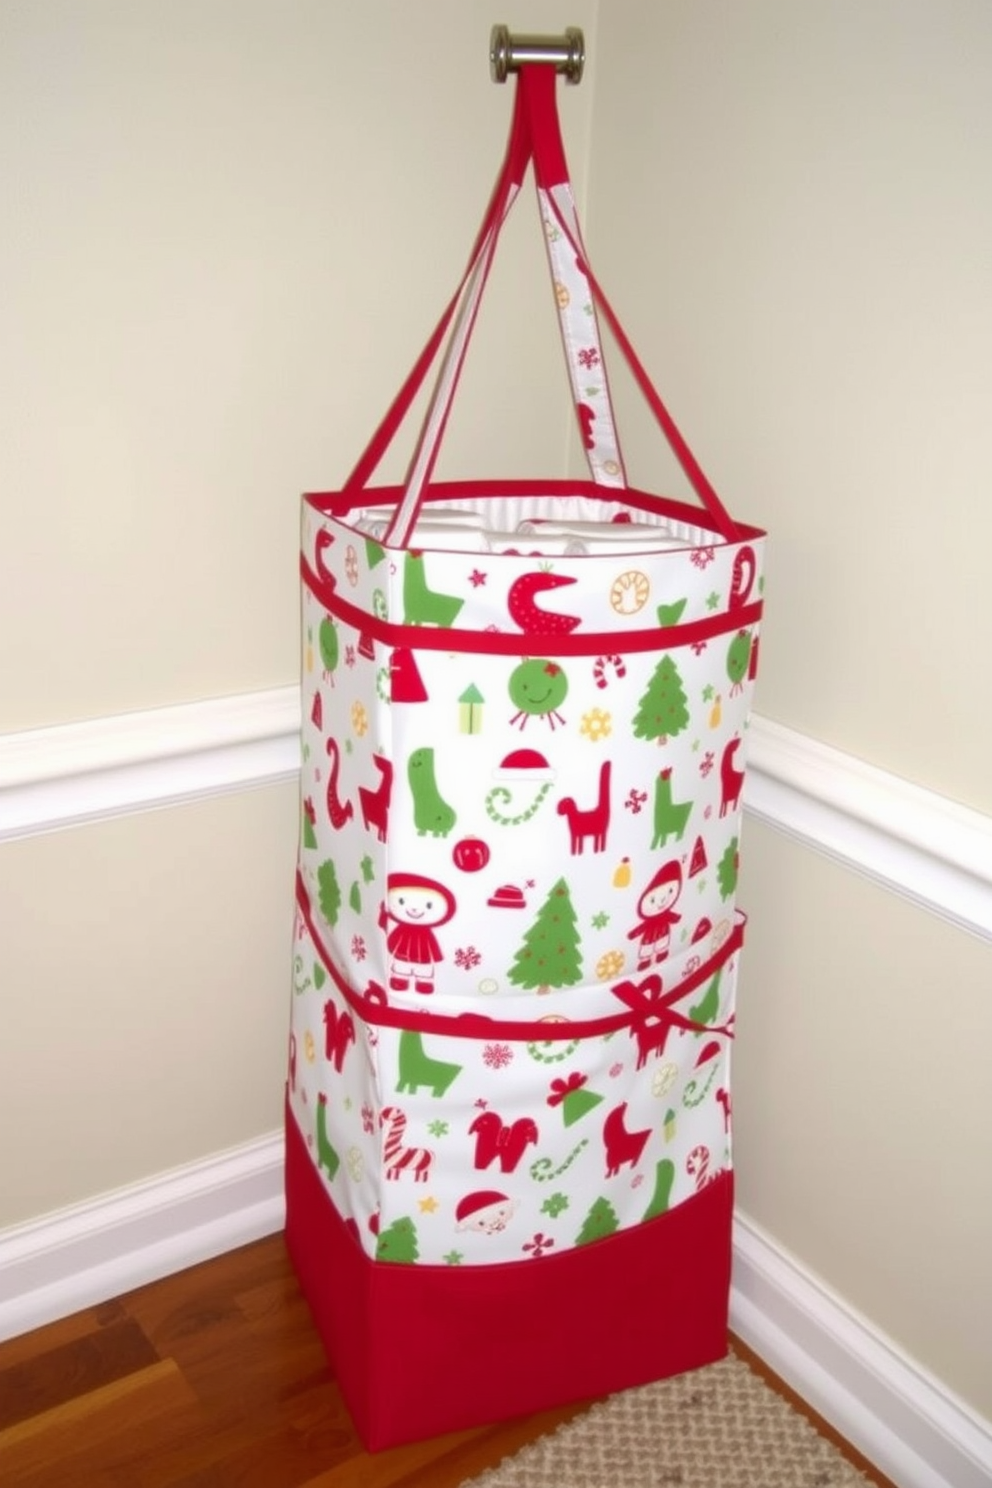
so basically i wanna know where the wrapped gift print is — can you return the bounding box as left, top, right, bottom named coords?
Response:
left=288, top=485, right=765, bottom=1267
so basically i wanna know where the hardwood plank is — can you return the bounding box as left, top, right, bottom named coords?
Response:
left=0, top=1317, right=159, bottom=1430
left=0, top=1300, right=127, bottom=1371
left=0, top=1235, right=897, bottom=1488
left=0, top=1359, right=197, bottom=1485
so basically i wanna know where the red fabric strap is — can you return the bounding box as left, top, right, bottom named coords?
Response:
left=339, top=65, right=742, bottom=543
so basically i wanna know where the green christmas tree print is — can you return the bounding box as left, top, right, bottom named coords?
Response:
left=632, top=654, right=690, bottom=741
left=317, top=858, right=342, bottom=926
left=717, top=838, right=739, bottom=901
left=575, top=1196, right=620, bottom=1246
left=376, top=1216, right=420, bottom=1264
left=508, top=877, right=583, bottom=990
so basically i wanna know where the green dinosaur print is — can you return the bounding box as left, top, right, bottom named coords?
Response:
left=408, top=747, right=457, bottom=837
left=403, top=553, right=464, bottom=627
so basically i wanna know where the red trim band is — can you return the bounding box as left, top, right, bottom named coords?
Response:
left=301, top=557, right=761, bottom=657
left=295, top=869, right=742, bottom=1043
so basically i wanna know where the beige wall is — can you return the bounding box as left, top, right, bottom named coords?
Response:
left=587, top=0, right=992, bottom=812
left=588, top=2, right=992, bottom=1420
left=0, top=0, right=598, bottom=730
left=2, top=0, right=991, bottom=1429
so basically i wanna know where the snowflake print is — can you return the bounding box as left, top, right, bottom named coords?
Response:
left=580, top=707, right=612, bottom=742
left=351, top=934, right=367, bottom=962
left=454, top=945, right=482, bottom=971
left=595, top=948, right=625, bottom=981
left=345, top=645, right=357, bottom=669
left=625, top=788, right=648, bottom=815
left=523, top=1232, right=556, bottom=1258
left=652, top=1062, right=679, bottom=1097
left=351, top=701, right=369, bottom=737
left=468, top=568, right=487, bottom=588
left=541, top=1192, right=569, bottom=1219
left=590, top=910, right=609, bottom=929
left=361, top=1103, right=375, bottom=1134
left=483, top=1043, right=514, bottom=1071
left=346, top=1147, right=363, bottom=1181
left=706, top=591, right=721, bottom=611
left=699, top=751, right=715, bottom=778
left=690, top=546, right=716, bottom=570
left=702, top=684, right=715, bottom=702
left=427, top=1119, right=450, bottom=1137
left=443, top=1251, right=464, bottom=1266
left=577, top=347, right=601, bottom=370
left=690, top=641, right=708, bottom=656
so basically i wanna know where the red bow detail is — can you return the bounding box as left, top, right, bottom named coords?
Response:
left=547, top=1072, right=587, bottom=1107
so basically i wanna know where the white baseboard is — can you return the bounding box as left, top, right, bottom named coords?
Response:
left=731, top=1212, right=992, bottom=1488
left=0, top=1134, right=284, bottom=1341
left=2, top=1135, right=989, bottom=1488
left=1, top=687, right=989, bottom=940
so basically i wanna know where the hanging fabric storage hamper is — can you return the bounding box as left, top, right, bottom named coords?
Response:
left=286, top=61, right=766, bottom=1451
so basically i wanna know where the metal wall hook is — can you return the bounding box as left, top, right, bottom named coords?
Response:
left=489, top=24, right=585, bottom=84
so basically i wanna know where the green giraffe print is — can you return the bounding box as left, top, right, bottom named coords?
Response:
left=396, top=1031, right=461, bottom=1098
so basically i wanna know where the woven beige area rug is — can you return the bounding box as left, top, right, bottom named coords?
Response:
left=459, top=1351, right=877, bottom=1488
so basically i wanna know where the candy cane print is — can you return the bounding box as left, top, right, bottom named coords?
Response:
left=685, top=1144, right=712, bottom=1191
left=593, top=654, right=626, bottom=690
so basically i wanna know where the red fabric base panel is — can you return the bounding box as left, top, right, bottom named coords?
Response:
left=284, top=1095, right=733, bottom=1451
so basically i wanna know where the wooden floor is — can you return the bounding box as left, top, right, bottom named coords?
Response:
left=0, top=1234, right=895, bottom=1488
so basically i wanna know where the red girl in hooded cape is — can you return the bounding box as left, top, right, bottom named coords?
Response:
left=383, top=872, right=457, bottom=994
left=627, top=859, right=683, bottom=970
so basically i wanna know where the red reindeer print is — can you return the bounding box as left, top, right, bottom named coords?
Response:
left=557, top=760, right=612, bottom=855
left=716, top=1087, right=732, bottom=1132
left=602, top=1101, right=652, bottom=1178
left=719, top=736, right=745, bottom=818
left=325, top=737, right=354, bottom=830
left=323, top=1000, right=356, bottom=1072
left=314, top=529, right=337, bottom=589
left=380, top=1106, right=433, bottom=1182
left=728, top=545, right=756, bottom=612
left=358, top=754, right=393, bottom=841
left=469, top=1111, right=539, bottom=1174
left=577, top=401, right=596, bottom=450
